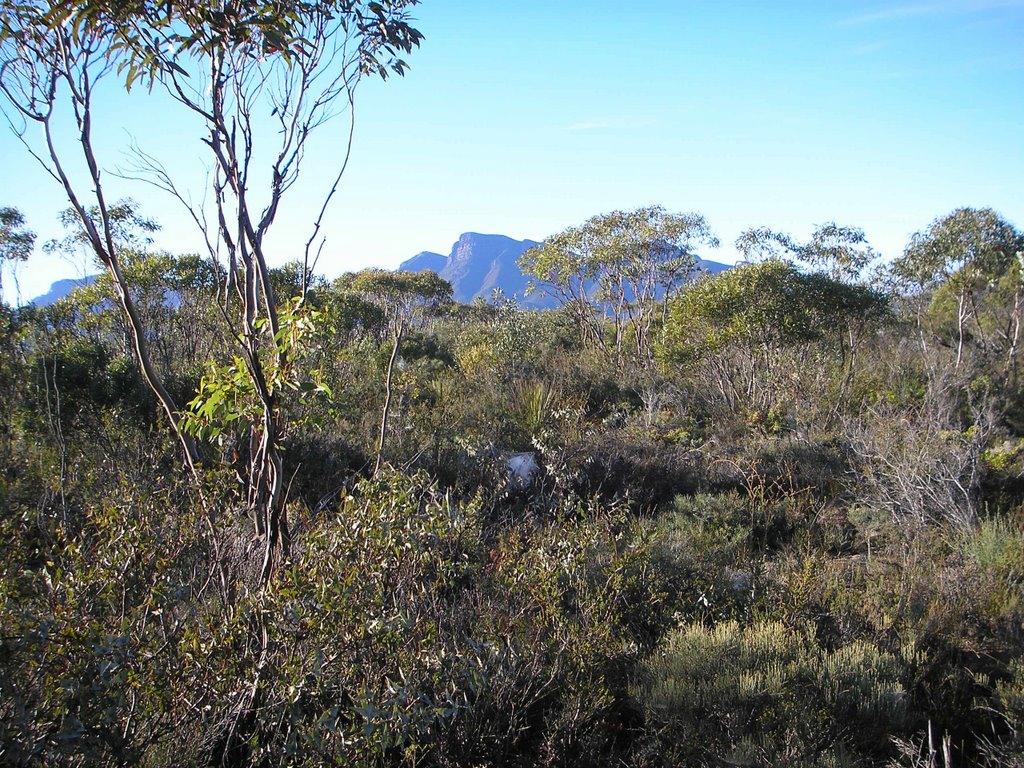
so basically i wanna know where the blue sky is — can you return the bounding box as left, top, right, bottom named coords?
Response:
left=2, top=0, right=1023, bottom=302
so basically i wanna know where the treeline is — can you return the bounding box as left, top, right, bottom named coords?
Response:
left=2, top=203, right=1024, bottom=767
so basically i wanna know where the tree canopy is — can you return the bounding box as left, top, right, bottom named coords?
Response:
left=893, top=208, right=1024, bottom=370
left=2, top=204, right=1024, bottom=766
left=520, top=205, right=719, bottom=360
left=0, top=206, right=34, bottom=265
left=0, top=206, right=35, bottom=302
left=661, top=259, right=889, bottom=362
left=894, top=207, right=1022, bottom=289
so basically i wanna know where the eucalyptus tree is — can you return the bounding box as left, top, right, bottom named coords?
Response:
left=735, top=221, right=876, bottom=283
left=0, top=0, right=422, bottom=581
left=799, top=222, right=877, bottom=282
left=338, top=268, right=452, bottom=473
left=734, top=225, right=796, bottom=264
left=893, top=208, right=1024, bottom=373
left=0, top=206, right=35, bottom=304
left=659, top=259, right=889, bottom=422
left=734, top=222, right=882, bottom=404
left=520, top=206, right=719, bottom=363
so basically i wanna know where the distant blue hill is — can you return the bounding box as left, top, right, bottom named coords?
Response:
left=29, top=236, right=731, bottom=310
left=695, top=258, right=730, bottom=276
left=401, top=233, right=548, bottom=307
left=399, top=232, right=730, bottom=308
left=399, top=250, right=449, bottom=274
left=29, top=275, right=100, bottom=307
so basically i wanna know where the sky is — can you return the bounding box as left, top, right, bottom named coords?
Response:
left=2, top=0, right=1023, bottom=303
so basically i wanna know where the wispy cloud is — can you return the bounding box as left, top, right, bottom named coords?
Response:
left=563, top=117, right=658, bottom=132
left=566, top=120, right=613, bottom=132
left=841, top=0, right=1024, bottom=25
left=848, top=40, right=891, bottom=55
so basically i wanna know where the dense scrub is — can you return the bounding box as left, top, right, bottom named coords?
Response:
left=2, top=207, right=1024, bottom=766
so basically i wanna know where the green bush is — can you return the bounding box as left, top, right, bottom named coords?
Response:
left=0, top=477, right=208, bottom=766
left=638, top=620, right=917, bottom=766
left=649, top=493, right=752, bottom=623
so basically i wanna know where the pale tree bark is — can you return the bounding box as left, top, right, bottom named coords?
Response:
left=0, top=24, right=202, bottom=477
left=1, top=1, right=422, bottom=589
left=376, top=319, right=404, bottom=475
left=1006, top=251, right=1024, bottom=383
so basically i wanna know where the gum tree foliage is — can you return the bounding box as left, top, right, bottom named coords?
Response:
left=65, top=250, right=220, bottom=379
left=0, top=205, right=35, bottom=303
left=736, top=221, right=877, bottom=283
left=338, top=268, right=452, bottom=473
left=892, top=207, right=1024, bottom=373
left=659, top=259, right=889, bottom=416
left=46, top=199, right=160, bottom=254
left=0, top=0, right=422, bottom=582
left=732, top=222, right=883, bottom=417
left=519, top=206, right=720, bottom=362
left=734, top=226, right=796, bottom=264
left=799, top=222, right=877, bottom=282
left=42, top=200, right=163, bottom=357
left=0, top=206, right=33, bottom=263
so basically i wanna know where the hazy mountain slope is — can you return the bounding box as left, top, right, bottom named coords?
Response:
left=399, top=250, right=448, bottom=274
left=28, top=275, right=99, bottom=307
left=399, top=232, right=731, bottom=307
left=400, top=232, right=548, bottom=306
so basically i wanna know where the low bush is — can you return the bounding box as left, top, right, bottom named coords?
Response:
left=637, top=619, right=918, bottom=766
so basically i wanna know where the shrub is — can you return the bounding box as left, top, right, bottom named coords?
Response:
left=638, top=619, right=917, bottom=766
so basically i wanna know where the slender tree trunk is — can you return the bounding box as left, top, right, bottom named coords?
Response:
left=955, top=291, right=967, bottom=370
left=1007, top=258, right=1023, bottom=382
left=257, top=417, right=287, bottom=585
left=41, top=88, right=202, bottom=476
left=376, top=325, right=403, bottom=475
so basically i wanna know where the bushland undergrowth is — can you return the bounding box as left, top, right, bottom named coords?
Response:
left=3, top=207, right=1024, bottom=766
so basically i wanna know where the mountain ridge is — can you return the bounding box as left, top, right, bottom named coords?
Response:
left=398, top=232, right=731, bottom=307
left=27, top=233, right=731, bottom=308
left=400, top=232, right=547, bottom=306
left=27, top=275, right=99, bottom=307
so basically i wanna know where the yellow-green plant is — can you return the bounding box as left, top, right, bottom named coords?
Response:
left=509, top=378, right=560, bottom=446
left=638, top=619, right=916, bottom=765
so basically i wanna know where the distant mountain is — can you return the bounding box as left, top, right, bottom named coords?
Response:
left=399, top=250, right=449, bottom=274
left=29, top=240, right=731, bottom=311
left=398, top=232, right=730, bottom=307
left=694, top=258, right=731, bottom=276
left=400, top=233, right=548, bottom=307
left=29, top=275, right=100, bottom=307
